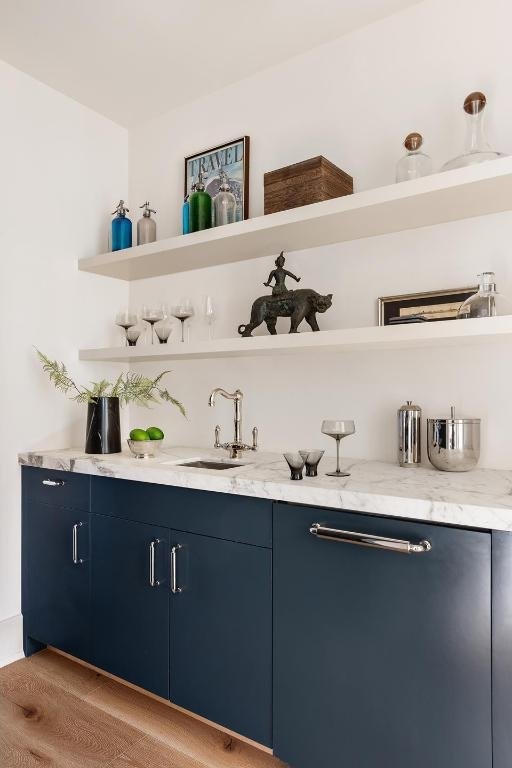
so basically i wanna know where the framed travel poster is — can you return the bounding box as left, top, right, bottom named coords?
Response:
left=184, top=136, right=250, bottom=222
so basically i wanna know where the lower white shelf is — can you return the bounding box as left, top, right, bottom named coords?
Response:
left=79, top=316, right=512, bottom=363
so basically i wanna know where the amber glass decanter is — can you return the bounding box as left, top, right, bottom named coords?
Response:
left=442, top=91, right=505, bottom=171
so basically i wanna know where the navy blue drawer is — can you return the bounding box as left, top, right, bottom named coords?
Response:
left=91, top=476, right=272, bottom=548
left=22, top=466, right=90, bottom=512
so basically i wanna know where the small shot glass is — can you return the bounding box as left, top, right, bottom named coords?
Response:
left=299, top=449, right=325, bottom=477
left=283, top=452, right=305, bottom=481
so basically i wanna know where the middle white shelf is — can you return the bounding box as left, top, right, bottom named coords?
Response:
left=79, top=315, right=512, bottom=363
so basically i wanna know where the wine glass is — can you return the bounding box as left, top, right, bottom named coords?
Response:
left=115, top=310, right=138, bottom=346
left=321, top=420, right=355, bottom=477
left=172, top=298, right=195, bottom=343
left=141, top=305, right=164, bottom=344
left=203, top=295, right=216, bottom=340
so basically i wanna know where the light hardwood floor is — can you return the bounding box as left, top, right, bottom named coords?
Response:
left=0, top=650, right=286, bottom=768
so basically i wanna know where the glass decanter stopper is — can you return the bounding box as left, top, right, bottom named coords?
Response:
left=458, top=272, right=512, bottom=319
left=442, top=91, right=505, bottom=171
left=213, top=169, right=236, bottom=226
left=396, top=132, right=432, bottom=182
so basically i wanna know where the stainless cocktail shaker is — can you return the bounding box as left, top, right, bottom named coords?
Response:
left=398, top=401, right=422, bottom=467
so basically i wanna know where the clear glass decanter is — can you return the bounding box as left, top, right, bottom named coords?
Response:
left=457, top=272, right=512, bottom=319
left=213, top=169, right=236, bottom=226
left=442, top=91, right=505, bottom=171
left=396, top=132, right=432, bottom=182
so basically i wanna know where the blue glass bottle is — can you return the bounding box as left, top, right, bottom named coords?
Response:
left=111, top=200, right=132, bottom=251
left=182, top=192, right=191, bottom=235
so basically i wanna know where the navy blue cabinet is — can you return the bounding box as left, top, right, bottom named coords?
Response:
left=23, top=467, right=501, bottom=760
left=22, top=469, right=90, bottom=660
left=170, top=530, right=272, bottom=746
left=491, top=531, right=512, bottom=768
left=90, top=515, right=170, bottom=699
left=273, top=503, right=492, bottom=768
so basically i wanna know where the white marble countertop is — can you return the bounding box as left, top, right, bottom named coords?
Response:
left=18, top=446, right=512, bottom=533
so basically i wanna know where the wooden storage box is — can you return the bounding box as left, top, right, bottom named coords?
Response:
left=264, top=155, right=353, bottom=215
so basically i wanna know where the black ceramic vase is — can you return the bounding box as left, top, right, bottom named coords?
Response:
left=85, top=396, right=121, bottom=454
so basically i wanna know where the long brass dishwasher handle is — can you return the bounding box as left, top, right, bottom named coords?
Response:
left=309, top=523, right=431, bottom=554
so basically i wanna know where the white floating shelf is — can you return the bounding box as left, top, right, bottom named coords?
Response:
left=78, top=159, right=512, bottom=281
left=79, top=316, right=512, bottom=363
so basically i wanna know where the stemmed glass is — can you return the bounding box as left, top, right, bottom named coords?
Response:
left=321, top=420, right=355, bottom=477
left=115, top=310, right=138, bottom=346
left=141, top=305, right=164, bottom=345
left=203, top=295, right=216, bottom=340
left=172, top=298, right=195, bottom=343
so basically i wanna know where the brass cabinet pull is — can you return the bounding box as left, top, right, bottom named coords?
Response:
left=310, top=523, right=431, bottom=554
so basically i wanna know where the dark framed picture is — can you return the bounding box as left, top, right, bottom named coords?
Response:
left=378, top=287, right=477, bottom=326
left=184, top=136, right=250, bottom=222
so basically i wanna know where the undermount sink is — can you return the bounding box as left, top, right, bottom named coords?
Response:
left=177, top=459, right=245, bottom=470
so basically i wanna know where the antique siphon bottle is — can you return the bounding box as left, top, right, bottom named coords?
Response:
left=137, top=201, right=156, bottom=245
left=213, top=169, right=236, bottom=226
left=182, top=190, right=191, bottom=235
left=189, top=164, right=212, bottom=233
left=111, top=200, right=132, bottom=251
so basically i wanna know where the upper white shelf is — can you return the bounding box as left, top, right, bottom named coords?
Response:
left=79, top=316, right=512, bottom=363
left=79, top=159, right=512, bottom=281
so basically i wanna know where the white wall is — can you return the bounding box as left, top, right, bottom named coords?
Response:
left=128, top=0, right=512, bottom=468
left=0, top=60, right=129, bottom=657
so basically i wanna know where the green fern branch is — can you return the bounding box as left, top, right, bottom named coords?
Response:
left=35, top=349, right=186, bottom=417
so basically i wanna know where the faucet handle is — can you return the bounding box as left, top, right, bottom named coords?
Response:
left=214, top=425, right=221, bottom=449
left=252, top=427, right=258, bottom=451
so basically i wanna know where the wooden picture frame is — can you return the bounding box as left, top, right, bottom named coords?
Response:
left=378, top=286, right=478, bottom=326
left=184, top=136, right=250, bottom=222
